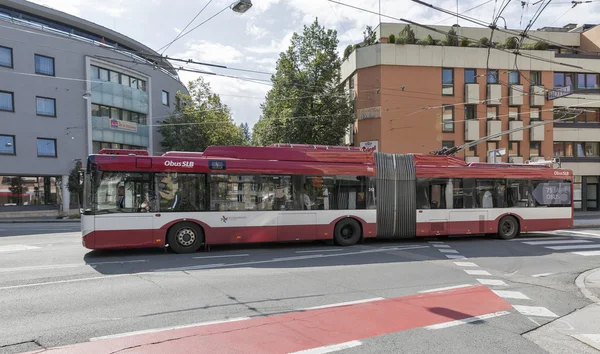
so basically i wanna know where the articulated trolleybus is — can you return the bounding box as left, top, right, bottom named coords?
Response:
left=82, top=144, right=573, bottom=253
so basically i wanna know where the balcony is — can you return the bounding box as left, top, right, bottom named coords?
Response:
left=530, top=85, right=545, bottom=107
left=487, top=84, right=502, bottom=105
left=465, top=120, right=480, bottom=141
left=530, top=124, right=545, bottom=141
left=509, top=85, right=524, bottom=105
left=465, top=84, right=480, bottom=104
left=487, top=120, right=502, bottom=141
left=509, top=120, right=524, bottom=141
left=91, top=116, right=150, bottom=147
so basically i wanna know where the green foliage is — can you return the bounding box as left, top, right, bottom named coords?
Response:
left=158, top=77, right=244, bottom=152
left=353, top=43, right=361, bottom=50
left=416, top=39, right=427, bottom=45
left=445, top=28, right=459, bottom=46
left=425, top=35, right=435, bottom=45
left=479, top=37, right=489, bottom=47
left=459, top=37, right=470, bottom=47
left=240, top=122, right=251, bottom=145
left=395, top=37, right=407, bottom=44
left=399, top=25, right=416, bottom=44
left=363, top=25, right=377, bottom=45
left=521, top=43, right=536, bottom=49
left=505, top=36, right=519, bottom=49
left=252, top=18, right=354, bottom=147
left=343, top=45, right=353, bottom=60
left=67, top=164, right=83, bottom=207
left=534, top=41, right=549, bottom=50
left=388, top=34, right=396, bottom=44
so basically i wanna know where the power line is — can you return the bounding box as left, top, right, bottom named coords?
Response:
left=160, top=0, right=214, bottom=55
left=434, top=0, right=494, bottom=24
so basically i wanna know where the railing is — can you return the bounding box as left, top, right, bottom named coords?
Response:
left=0, top=12, right=180, bottom=82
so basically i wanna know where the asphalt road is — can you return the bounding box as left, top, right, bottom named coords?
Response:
left=0, top=223, right=599, bottom=353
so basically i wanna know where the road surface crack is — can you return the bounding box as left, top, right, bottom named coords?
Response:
left=0, top=339, right=45, bottom=349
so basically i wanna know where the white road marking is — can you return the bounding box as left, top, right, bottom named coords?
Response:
left=289, top=340, right=362, bottom=354
left=571, top=334, right=600, bottom=351
left=428, top=241, right=444, bottom=244
left=523, top=240, right=593, bottom=245
left=418, top=284, right=473, bottom=293
left=572, top=250, right=600, bottom=256
left=192, top=254, right=250, bottom=259
left=476, top=279, right=507, bottom=286
left=0, top=260, right=148, bottom=273
left=528, top=317, right=542, bottom=326
left=0, top=274, right=132, bottom=290
left=510, top=237, right=568, bottom=242
left=425, top=311, right=510, bottom=330
left=89, top=317, right=251, bottom=341
left=432, top=244, right=451, bottom=248
left=513, top=305, right=558, bottom=318
left=464, top=270, right=491, bottom=276
left=454, top=262, right=478, bottom=267
left=301, top=298, right=385, bottom=310
left=492, top=290, right=530, bottom=300
left=438, top=249, right=459, bottom=254
left=446, top=255, right=466, bottom=259
left=531, top=273, right=554, bottom=278
left=155, top=245, right=430, bottom=272
left=547, top=244, right=600, bottom=250
left=295, top=249, right=344, bottom=254
left=563, top=230, right=600, bottom=238
left=0, top=245, right=40, bottom=252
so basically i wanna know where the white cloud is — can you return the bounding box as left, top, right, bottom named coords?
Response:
left=176, top=40, right=244, bottom=64
left=246, top=22, right=269, bottom=39
left=245, top=31, right=294, bottom=54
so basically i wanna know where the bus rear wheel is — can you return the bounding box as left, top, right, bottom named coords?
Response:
left=334, top=218, right=362, bottom=246
left=497, top=216, right=519, bottom=240
left=168, top=222, right=204, bottom=254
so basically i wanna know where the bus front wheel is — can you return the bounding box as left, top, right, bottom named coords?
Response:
left=168, top=222, right=204, bottom=254
left=334, top=218, right=362, bottom=246
left=497, top=216, right=519, bottom=240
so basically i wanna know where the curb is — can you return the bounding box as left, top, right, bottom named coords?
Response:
left=575, top=267, right=600, bottom=303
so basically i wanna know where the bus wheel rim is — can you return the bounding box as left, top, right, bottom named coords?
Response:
left=177, top=228, right=196, bottom=247
left=502, top=221, right=514, bottom=235
left=341, top=225, right=354, bottom=240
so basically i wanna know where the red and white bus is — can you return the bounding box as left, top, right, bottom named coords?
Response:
left=81, top=145, right=573, bottom=253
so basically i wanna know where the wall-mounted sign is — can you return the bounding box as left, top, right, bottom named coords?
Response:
left=547, top=86, right=572, bottom=100
left=357, top=106, right=381, bottom=120
left=360, top=140, right=378, bottom=152
left=109, top=119, right=138, bottom=132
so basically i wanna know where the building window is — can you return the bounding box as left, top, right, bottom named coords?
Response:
left=465, top=145, right=478, bottom=156
left=36, top=97, right=56, bottom=117
left=465, top=105, right=476, bottom=120
left=162, top=90, right=170, bottom=106
left=487, top=70, right=499, bottom=84
left=34, top=54, right=55, bottom=76
left=553, top=142, right=565, bottom=157
left=530, top=108, right=541, bottom=121
left=509, top=107, right=519, bottom=120
left=442, top=105, right=454, bottom=132
left=587, top=74, right=599, bottom=89
left=530, top=71, right=542, bottom=85
left=508, top=142, right=520, bottom=156
left=464, top=69, right=477, bottom=84
left=530, top=142, right=541, bottom=157
left=508, top=71, right=520, bottom=85
left=0, top=135, right=15, bottom=155
left=0, top=91, right=14, bottom=112
left=0, top=46, right=13, bottom=68
left=585, top=142, right=600, bottom=157
left=442, top=141, right=454, bottom=150
left=486, top=106, right=498, bottom=120
left=37, top=138, right=57, bottom=157
left=487, top=141, right=498, bottom=151
left=442, top=68, right=454, bottom=95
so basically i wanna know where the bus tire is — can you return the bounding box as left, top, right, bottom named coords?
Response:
left=167, top=222, right=204, bottom=254
left=334, top=218, right=362, bottom=246
left=497, top=216, right=519, bottom=240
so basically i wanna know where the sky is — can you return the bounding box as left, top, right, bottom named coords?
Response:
left=29, top=0, right=600, bottom=130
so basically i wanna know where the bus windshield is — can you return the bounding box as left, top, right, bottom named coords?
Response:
left=85, top=171, right=154, bottom=214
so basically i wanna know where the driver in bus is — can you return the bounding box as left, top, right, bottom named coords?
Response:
left=116, top=186, right=125, bottom=209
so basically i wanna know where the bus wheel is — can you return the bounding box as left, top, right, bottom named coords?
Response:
left=334, top=218, right=362, bottom=246
left=497, top=216, right=519, bottom=240
left=168, top=222, right=204, bottom=254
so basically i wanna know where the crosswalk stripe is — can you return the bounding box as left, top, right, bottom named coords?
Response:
left=572, top=250, right=600, bottom=256
left=547, top=244, right=600, bottom=250
left=523, top=240, right=593, bottom=245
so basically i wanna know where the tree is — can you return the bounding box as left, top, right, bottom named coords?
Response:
left=67, top=163, right=83, bottom=207
left=363, top=25, right=377, bottom=46
left=252, top=18, right=354, bottom=146
left=158, top=77, right=244, bottom=152
left=343, top=45, right=353, bottom=60
left=240, top=122, right=251, bottom=145
left=445, top=27, right=459, bottom=46
left=400, top=25, right=416, bottom=44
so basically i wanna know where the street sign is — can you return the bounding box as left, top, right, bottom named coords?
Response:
left=532, top=182, right=571, bottom=205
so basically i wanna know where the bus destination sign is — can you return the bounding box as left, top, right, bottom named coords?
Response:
left=209, top=160, right=227, bottom=170
left=532, top=182, right=571, bottom=205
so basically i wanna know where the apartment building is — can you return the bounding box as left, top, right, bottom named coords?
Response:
left=0, top=0, right=187, bottom=215
left=341, top=22, right=600, bottom=211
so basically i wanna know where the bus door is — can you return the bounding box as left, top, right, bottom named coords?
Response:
left=275, top=176, right=317, bottom=241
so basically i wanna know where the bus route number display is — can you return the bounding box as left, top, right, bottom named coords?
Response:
left=533, top=182, right=571, bottom=206
left=209, top=160, right=227, bottom=170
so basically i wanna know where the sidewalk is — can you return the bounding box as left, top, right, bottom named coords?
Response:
left=524, top=268, right=600, bottom=353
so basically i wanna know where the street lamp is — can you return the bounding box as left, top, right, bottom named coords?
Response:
left=82, top=90, right=92, bottom=99
left=231, top=0, right=252, bottom=13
